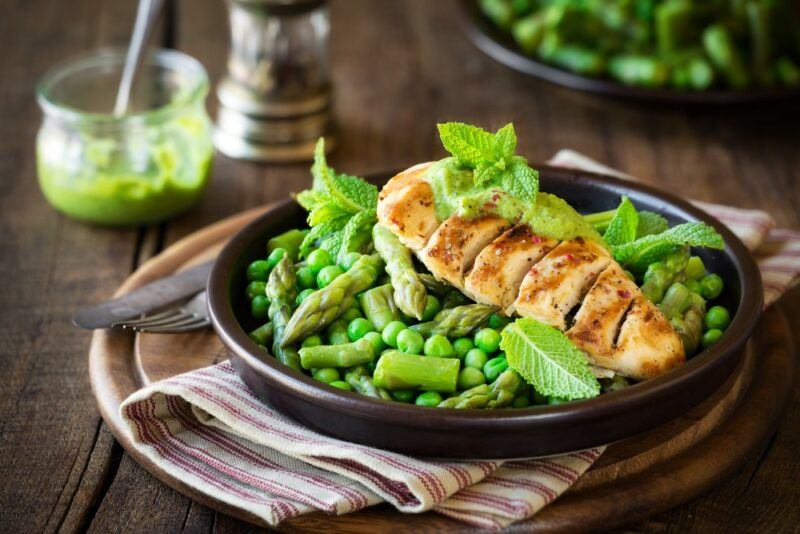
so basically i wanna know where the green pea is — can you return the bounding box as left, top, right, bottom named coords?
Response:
left=699, top=274, right=724, bottom=300
left=301, top=335, right=323, bottom=348
left=245, top=281, right=267, bottom=301
left=251, top=295, right=269, bottom=319
left=295, top=288, right=314, bottom=306
left=348, top=317, right=375, bottom=341
left=701, top=328, right=724, bottom=348
left=464, top=348, right=489, bottom=369
left=453, top=337, right=474, bottom=360
left=339, top=252, right=362, bottom=271
left=415, top=391, right=443, bottom=407
left=458, top=367, right=486, bottom=390
left=327, top=320, right=350, bottom=345
left=704, top=305, right=731, bottom=331
left=296, top=267, right=316, bottom=290
left=474, top=328, right=501, bottom=353
left=397, top=329, right=424, bottom=355
left=488, top=313, right=511, bottom=329
left=363, top=331, right=385, bottom=354
left=684, top=256, right=706, bottom=280
left=266, top=247, right=287, bottom=269
left=421, top=295, right=441, bottom=321
left=423, top=335, right=455, bottom=358
left=317, top=265, right=344, bottom=288
left=382, top=320, right=407, bottom=348
left=313, top=368, right=340, bottom=383
left=246, top=260, right=271, bottom=282
left=391, top=390, right=416, bottom=403
left=341, top=307, right=363, bottom=322
left=511, top=394, right=530, bottom=408
left=306, top=249, right=333, bottom=274
left=483, top=355, right=509, bottom=382
left=329, top=380, right=353, bottom=392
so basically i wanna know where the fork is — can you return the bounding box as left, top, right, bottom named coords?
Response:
left=111, top=291, right=210, bottom=333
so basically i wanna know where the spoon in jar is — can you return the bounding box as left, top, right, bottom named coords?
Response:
left=113, top=0, right=165, bottom=117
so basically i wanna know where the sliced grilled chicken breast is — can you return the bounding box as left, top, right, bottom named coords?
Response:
left=375, top=163, right=686, bottom=380
left=566, top=263, right=637, bottom=361
left=612, top=296, right=685, bottom=379
left=377, top=162, right=438, bottom=251
left=419, top=215, right=512, bottom=287
left=513, top=238, right=611, bottom=330
left=464, top=225, right=558, bottom=311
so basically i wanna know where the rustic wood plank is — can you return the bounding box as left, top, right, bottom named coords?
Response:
left=0, top=0, right=152, bottom=531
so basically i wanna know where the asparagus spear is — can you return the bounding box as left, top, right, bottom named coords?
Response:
left=265, top=256, right=301, bottom=371
left=372, top=351, right=460, bottom=393
left=418, top=273, right=452, bottom=296
left=438, top=369, right=525, bottom=409
left=373, top=224, right=427, bottom=320
left=640, top=247, right=690, bottom=303
left=670, top=292, right=706, bottom=355
left=411, top=304, right=496, bottom=338
left=281, top=254, right=381, bottom=346
left=248, top=322, right=274, bottom=346
left=358, top=284, right=400, bottom=332
left=345, top=365, right=393, bottom=400
left=703, top=24, right=750, bottom=88
left=298, top=338, right=374, bottom=369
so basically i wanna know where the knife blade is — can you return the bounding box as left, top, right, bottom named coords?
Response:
left=73, top=260, right=213, bottom=329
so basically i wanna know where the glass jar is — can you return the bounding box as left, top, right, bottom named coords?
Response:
left=36, top=49, right=213, bottom=225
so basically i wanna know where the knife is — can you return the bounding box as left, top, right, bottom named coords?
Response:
left=73, top=260, right=213, bottom=329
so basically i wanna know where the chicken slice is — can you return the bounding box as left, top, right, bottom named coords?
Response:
left=611, top=296, right=686, bottom=380
left=419, top=215, right=512, bottom=287
left=464, top=225, right=558, bottom=311
left=566, top=263, right=637, bottom=361
left=376, top=162, right=438, bottom=251
left=513, top=237, right=611, bottom=330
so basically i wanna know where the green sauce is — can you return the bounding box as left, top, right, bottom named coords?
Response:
left=37, top=110, right=213, bottom=225
left=424, top=158, right=602, bottom=243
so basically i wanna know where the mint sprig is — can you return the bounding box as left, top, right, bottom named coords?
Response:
left=294, top=138, right=378, bottom=258
left=603, top=196, right=639, bottom=246
left=612, top=222, right=724, bottom=272
left=501, top=317, right=600, bottom=401
left=437, top=122, right=539, bottom=202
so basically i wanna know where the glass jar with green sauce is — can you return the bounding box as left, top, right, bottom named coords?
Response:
left=36, top=49, right=213, bottom=225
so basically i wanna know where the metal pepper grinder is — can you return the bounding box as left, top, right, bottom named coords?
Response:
left=214, top=0, right=335, bottom=162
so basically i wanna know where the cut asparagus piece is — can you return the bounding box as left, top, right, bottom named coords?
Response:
left=373, top=351, right=460, bottom=393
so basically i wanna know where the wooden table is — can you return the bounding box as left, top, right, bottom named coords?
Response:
left=1, top=1, right=798, bottom=531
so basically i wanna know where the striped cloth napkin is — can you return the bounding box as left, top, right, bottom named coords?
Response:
left=120, top=151, right=800, bottom=530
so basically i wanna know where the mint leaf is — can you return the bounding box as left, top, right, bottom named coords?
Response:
left=474, top=160, right=504, bottom=186
left=437, top=122, right=499, bottom=167
left=603, top=196, right=639, bottom=246
left=612, top=222, right=724, bottom=272
left=636, top=211, right=669, bottom=238
left=337, top=210, right=376, bottom=261
left=493, top=123, right=517, bottom=160
left=501, top=317, right=600, bottom=400
left=501, top=157, right=539, bottom=202
left=319, top=230, right=345, bottom=256
left=299, top=215, right=349, bottom=257
left=312, top=138, right=378, bottom=214
left=308, top=202, right=350, bottom=227
left=295, top=189, right=329, bottom=212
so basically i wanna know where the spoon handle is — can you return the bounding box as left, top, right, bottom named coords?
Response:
left=113, top=0, right=165, bottom=117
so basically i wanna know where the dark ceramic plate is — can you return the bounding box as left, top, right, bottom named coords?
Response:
left=458, top=0, right=800, bottom=105
left=207, top=166, right=762, bottom=459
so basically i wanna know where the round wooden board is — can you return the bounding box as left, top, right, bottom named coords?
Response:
left=89, top=205, right=796, bottom=532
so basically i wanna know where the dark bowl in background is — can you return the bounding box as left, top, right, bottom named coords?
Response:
left=458, top=0, right=800, bottom=105
left=207, top=166, right=762, bottom=459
